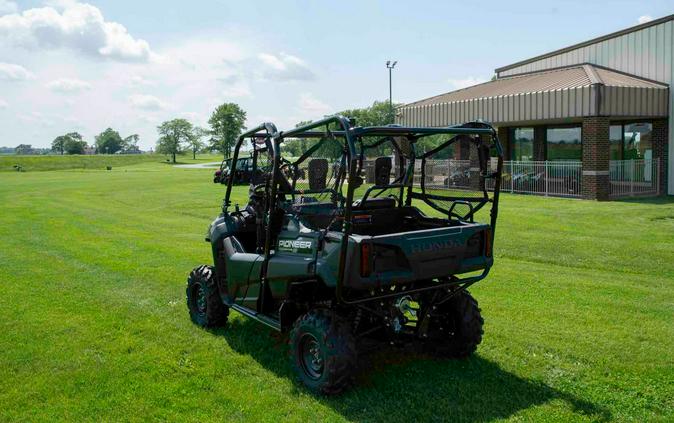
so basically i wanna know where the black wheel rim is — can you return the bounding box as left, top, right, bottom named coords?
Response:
left=299, top=333, right=324, bottom=380
left=427, top=305, right=458, bottom=340
left=190, top=282, right=206, bottom=317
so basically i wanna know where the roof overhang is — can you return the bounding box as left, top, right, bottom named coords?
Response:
left=397, top=64, right=669, bottom=127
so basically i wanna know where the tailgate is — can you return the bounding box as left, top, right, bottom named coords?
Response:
left=345, top=224, right=491, bottom=289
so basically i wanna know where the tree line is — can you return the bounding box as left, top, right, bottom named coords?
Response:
left=283, top=100, right=461, bottom=159
left=12, top=99, right=407, bottom=160
left=49, top=129, right=141, bottom=155
left=156, top=102, right=247, bottom=163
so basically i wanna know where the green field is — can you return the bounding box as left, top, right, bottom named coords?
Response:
left=1, top=161, right=673, bottom=422
left=0, top=153, right=222, bottom=172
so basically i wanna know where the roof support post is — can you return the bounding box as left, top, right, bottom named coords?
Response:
left=581, top=116, right=610, bottom=200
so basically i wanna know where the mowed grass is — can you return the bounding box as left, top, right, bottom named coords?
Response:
left=0, top=153, right=222, bottom=172
left=1, top=162, right=673, bottom=422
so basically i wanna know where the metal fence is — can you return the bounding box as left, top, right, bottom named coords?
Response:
left=488, top=160, right=583, bottom=198
left=609, top=158, right=660, bottom=198
left=362, top=158, right=660, bottom=200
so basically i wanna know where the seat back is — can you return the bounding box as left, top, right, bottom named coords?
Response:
left=308, top=158, right=329, bottom=190
left=374, top=157, right=392, bottom=186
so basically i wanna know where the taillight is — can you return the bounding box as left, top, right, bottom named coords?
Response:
left=360, top=242, right=371, bottom=277
left=485, top=228, right=492, bottom=257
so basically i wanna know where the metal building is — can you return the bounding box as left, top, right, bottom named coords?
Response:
left=398, top=14, right=673, bottom=199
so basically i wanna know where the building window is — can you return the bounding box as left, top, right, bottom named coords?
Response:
left=610, top=125, right=623, bottom=160
left=624, top=123, right=652, bottom=160
left=510, top=127, right=534, bottom=161
left=546, top=126, right=582, bottom=161
left=609, top=122, right=653, bottom=160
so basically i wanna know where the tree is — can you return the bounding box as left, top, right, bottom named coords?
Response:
left=337, top=100, right=400, bottom=156
left=338, top=100, right=396, bottom=128
left=156, top=118, right=193, bottom=163
left=95, top=128, right=124, bottom=154
left=51, top=132, right=85, bottom=155
left=64, top=137, right=87, bottom=154
left=208, top=103, right=246, bottom=159
left=123, top=134, right=140, bottom=153
left=189, top=127, right=207, bottom=160
left=15, top=144, right=33, bottom=155
left=51, top=136, right=68, bottom=155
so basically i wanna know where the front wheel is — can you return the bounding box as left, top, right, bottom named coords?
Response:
left=289, top=309, right=357, bottom=395
left=186, top=265, right=228, bottom=328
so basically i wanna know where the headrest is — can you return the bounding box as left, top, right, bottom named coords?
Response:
left=374, top=157, right=392, bottom=186
left=308, top=158, right=329, bottom=190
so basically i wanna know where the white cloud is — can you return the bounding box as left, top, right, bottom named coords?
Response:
left=46, top=77, right=91, bottom=93
left=0, top=98, right=7, bottom=108
left=0, top=0, right=17, bottom=15
left=129, top=94, right=168, bottom=111
left=221, top=83, right=251, bottom=99
left=257, top=52, right=315, bottom=82
left=298, top=93, right=331, bottom=117
left=127, top=75, right=155, bottom=87
left=447, top=76, right=486, bottom=90
left=637, top=15, right=653, bottom=24
left=0, top=2, right=155, bottom=62
left=0, top=62, right=33, bottom=80
left=44, top=0, right=79, bottom=9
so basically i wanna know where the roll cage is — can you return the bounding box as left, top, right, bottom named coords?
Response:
left=222, top=116, right=504, bottom=304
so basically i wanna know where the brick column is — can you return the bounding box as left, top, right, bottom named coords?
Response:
left=454, top=136, right=471, bottom=160
left=581, top=117, right=610, bottom=200
left=497, top=126, right=509, bottom=160
left=534, top=126, right=546, bottom=161
left=469, top=139, right=481, bottom=190
left=652, top=119, right=668, bottom=195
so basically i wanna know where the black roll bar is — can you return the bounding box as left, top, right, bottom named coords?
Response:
left=224, top=118, right=503, bottom=307
left=223, top=122, right=278, bottom=211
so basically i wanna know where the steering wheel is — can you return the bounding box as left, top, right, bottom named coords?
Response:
left=252, top=183, right=267, bottom=196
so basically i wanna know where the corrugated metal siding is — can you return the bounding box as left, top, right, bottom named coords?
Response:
left=498, top=20, right=673, bottom=84
left=600, top=86, right=670, bottom=116
left=495, top=18, right=674, bottom=194
left=397, top=84, right=667, bottom=127
left=397, top=86, right=601, bottom=127
left=406, top=66, right=592, bottom=107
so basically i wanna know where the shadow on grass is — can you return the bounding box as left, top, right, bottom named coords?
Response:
left=214, top=318, right=611, bottom=422
left=613, top=195, right=674, bottom=205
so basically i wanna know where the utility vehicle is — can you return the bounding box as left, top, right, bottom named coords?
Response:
left=187, top=116, right=503, bottom=394
left=213, top=156, right=256, bottom=184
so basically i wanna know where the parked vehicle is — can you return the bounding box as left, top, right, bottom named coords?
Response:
left=213, top=156, right=257, bottom=184
left=188, top=116, right=503, bottom=394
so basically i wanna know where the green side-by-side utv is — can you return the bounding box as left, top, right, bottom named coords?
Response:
left=187, top=116, right=503, bottom=394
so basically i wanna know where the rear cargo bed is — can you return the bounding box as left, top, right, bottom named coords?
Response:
left=343, top=222, right=492, bottom=289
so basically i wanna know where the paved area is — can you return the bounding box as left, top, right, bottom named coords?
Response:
left=173, top=161, right=221, bottom=169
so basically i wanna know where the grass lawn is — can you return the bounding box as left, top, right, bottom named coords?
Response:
left=1, top=162, right=673, bottom=422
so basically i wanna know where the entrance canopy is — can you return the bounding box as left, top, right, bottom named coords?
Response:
left=397, top=64, right=669, bottom=126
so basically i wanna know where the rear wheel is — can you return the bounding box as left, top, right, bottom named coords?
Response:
left=186, top=265, right=228, bottom=328
left=289, top=309, right=357, bottom=395
left=424, top=290, right=483, bottom=358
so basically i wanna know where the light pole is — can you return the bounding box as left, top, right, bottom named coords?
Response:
left=386, top=60, right=397, bottom=123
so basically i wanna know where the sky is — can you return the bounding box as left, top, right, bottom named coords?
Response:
left=0, top=0, right=672, bottom=150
